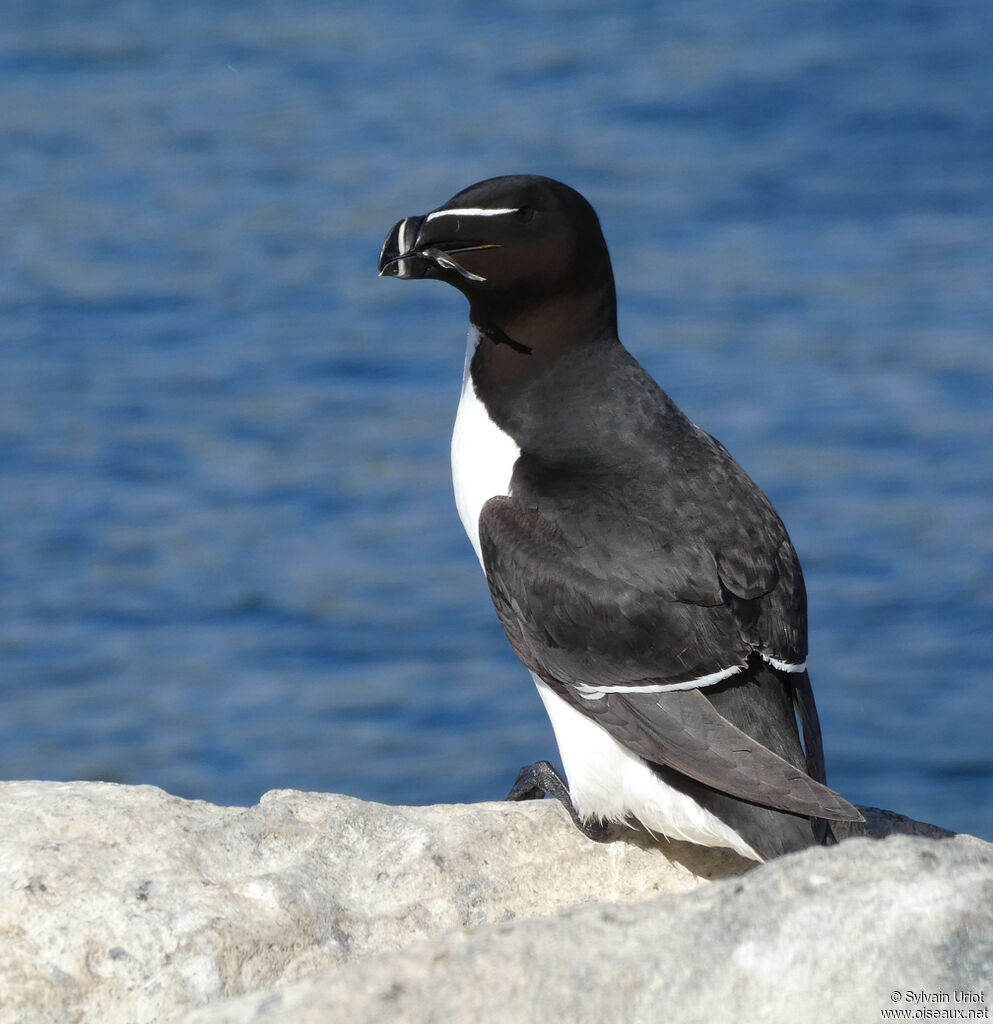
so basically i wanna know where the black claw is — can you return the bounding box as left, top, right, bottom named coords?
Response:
left=505, top=760, right=615, bottom=842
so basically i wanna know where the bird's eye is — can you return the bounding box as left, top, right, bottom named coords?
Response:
left=514, top=205, right=535, bottom=223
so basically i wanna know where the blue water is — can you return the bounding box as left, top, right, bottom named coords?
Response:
left=1, top=1, right=991, bottom=841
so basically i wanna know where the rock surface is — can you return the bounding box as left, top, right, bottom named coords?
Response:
left=187, top=835, right=993, bottom=1024
left=0, top=780, right=987, bottom=1024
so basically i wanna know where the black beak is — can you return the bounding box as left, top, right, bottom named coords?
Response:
left=379, top=213, right=502, bottom=281
left=378, top=215, right=428, bottom=279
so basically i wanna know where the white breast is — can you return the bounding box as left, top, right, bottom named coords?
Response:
left=450, top=327, right=521, bottom=566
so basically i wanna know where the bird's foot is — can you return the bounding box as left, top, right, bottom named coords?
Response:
left=505, top=760, right=615, bottom=842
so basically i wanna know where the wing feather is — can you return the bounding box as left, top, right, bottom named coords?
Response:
left=479, top=495, right=860, bottom=822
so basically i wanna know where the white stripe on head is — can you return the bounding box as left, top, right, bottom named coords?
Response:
left=399, top=216, right=414, bottom=255
left=425, top=207, right=519, bottom=222
left=573, top=664, right=743, bottom=701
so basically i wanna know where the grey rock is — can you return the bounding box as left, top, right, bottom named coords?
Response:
left=0, top=780, right=740, bottom=1024
left=0, top=780, right=986, bottom=1024
left=185, top=833, right=993, bottom=1024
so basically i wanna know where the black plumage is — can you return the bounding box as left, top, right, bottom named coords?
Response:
left=380, top=174, right=862, bottom=859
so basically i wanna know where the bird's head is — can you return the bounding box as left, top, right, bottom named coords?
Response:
left=379, top=175, right=617, bottom=347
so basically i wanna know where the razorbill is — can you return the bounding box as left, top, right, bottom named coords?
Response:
left=378, top=174, right=862, bottom=860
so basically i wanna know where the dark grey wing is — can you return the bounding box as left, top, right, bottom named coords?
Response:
left=478, top=494, right=753, bottom=689
left=702, top=433, right=809, bottom=667
left=791, top=668, right=827, bottom=784
left=479, top=495, right=861, bottom=822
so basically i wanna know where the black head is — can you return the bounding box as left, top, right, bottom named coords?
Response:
left=379, top=175, right=618, bottom=348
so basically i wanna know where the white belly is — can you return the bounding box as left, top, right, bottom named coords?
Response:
left=532, top=675, right=760, bottom=860
left=449, top=328, right=758, bottom=860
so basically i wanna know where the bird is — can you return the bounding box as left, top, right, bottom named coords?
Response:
left=378, top=174, right=862, bottom=860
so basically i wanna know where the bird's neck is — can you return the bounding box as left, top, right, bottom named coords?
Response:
left=466, top=283, right=625, bottom=454
left=468, top=278, right=617, bottom=386
left=470, top=276, right=617, bottom=358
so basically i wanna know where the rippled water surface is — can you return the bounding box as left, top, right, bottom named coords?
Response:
left=1, top=1, right=991, bottom=840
